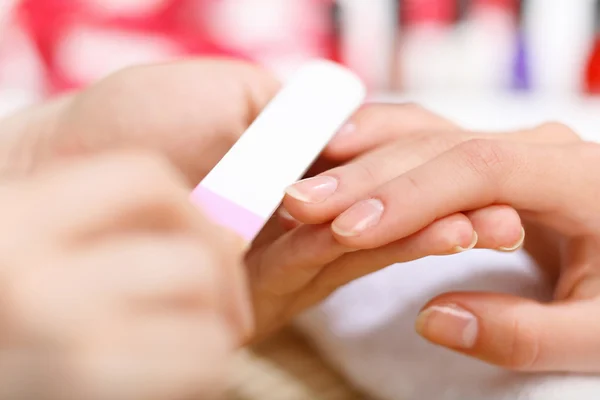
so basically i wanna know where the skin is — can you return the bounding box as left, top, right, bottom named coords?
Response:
left=0, top=152, right=247, bottom=400
left=0, top=59, right=521, bottom=344
left=0, top=59, right=546, bottom=399
left=285, top=104, right=600, bottom=373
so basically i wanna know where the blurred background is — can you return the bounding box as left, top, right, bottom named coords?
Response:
left=1, top=0, right=600, bottom=135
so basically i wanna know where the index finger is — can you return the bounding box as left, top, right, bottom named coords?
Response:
left=329, top=139, right=597, bottom=248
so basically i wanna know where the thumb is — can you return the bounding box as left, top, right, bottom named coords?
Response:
left=414, top=292, right=600, bottom=372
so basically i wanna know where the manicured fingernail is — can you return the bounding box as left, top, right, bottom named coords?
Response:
left=498, top=227, right=525, bottom=252
left=415, top=304, right=478, bottom=349
left=454, top=231, right=478, bottom=253
left=335, top=122, right=356, bottom=138
left=285, top=176, right=338, bottom=203
left=278, top=207, right=296, bottom=221
left=331, top=199, right=384, bottom=237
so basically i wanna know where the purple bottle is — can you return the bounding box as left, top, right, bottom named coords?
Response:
left=512, top=0, right=530, bottom=90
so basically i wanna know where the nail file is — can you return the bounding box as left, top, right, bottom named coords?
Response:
left=190, top=59, right=366, bottom=241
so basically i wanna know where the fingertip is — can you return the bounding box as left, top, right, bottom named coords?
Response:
left=412, top=213, right=475, bottom=255
left=497, top=226, right=525, bottom=252
left=276, top=206, right=301, bottom=231
left=281, top=195, right=330, bottom=225
left=331, top=211, right=477, bottom=253
left=416, top=293, right=559, bottom=371
left=432, top=214, right=477, bottom=254
left=415, top=302, right=479, bottom=350
left=330, top=198, right=385, bottom=248
left=466, top=206, right=524, bottom=251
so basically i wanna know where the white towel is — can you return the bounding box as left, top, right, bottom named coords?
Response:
left=295, top=250, right=600, bottom=400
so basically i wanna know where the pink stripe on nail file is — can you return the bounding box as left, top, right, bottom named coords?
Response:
left=191, top=186, right=264, bottom=241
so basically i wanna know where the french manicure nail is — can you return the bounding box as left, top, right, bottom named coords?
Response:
left=498, top=227, right=525, bottom=252
left=331, top=199, right=384, bottom=237
left=415, top=304, right=478, bottom=349
left=278, top=207, right=296, bottom=221
left=285, top=176, right=338, bottom=203
left=454, top=231, right=479, bottom=253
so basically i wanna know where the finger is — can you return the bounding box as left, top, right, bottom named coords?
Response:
left=415, top=292, right=600, bottom=372
left=55, top=59, right=281, bottom=185
left=21, top=151, right=190, bottom=234
left=286, top=213, right=476, bottom=316
left=330, top=139, right=595, bottom=248
left=276, top=207, right=301, bottom=231
left=250, top=215, right=289, bottom=249
left=466, top=206, right=525, bottom=251
left=16, top=151, right=217, bottom=240
left=246, top=223, right=351, bottom=337
left=286, top=120, right=579, bottom=226
left=323, top=103, right=459, bottom=161
left=12, top=236, right=245, bottom=343
left=71, top=313, right=233, bottom=400
left=247, top=224, right=347, bottom=296
left=284, top=132, right=465, bottom=224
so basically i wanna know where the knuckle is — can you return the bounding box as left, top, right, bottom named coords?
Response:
left=95, top=152, right=193, bottom=223
left=456, top=139, right=513, bottom=181
left=351, top=157, right=381, bottom=184
left=112, top=152, right=187, bottom=201
left=536, top=121, right=580, bottom=142
left=174, top=241, right=222, bottom=296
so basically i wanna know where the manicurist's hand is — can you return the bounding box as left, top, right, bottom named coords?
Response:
left=0, top=152, right=248, bottom=400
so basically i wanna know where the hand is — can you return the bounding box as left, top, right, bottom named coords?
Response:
left=0, top=62, right=483, bottom=341
left=0, top=152, right=248, bottom=400
left=284, top=105, right=600, bottom=373
left=0, top=59, right=280, bottom=184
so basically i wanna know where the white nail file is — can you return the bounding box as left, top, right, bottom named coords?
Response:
left=191, top=59, right=366, bottom=241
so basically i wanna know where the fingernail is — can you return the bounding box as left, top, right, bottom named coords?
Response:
left=453, top=231, right=478, bottom=253
left=498, top=227, right=525, bottom=252
left=332, top=199, right=384, bottom=237
left=285, top=176, right=338, bottom=203
left=415, top=304, right=478, bottom=349
left=335, top=122, right=356, bottom=138
left=278, top=207, right=296, bottom=222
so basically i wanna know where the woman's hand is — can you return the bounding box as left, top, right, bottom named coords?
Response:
left=0, top=152, right=248, bottom=400
left=284, top=104, right=600, bottom=373
left=245, top=104, right=532, bottom=340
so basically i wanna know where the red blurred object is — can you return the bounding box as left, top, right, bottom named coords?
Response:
left=7, top=0, right=337, bottom=95
left=17, top=0, right=236, bottom=93
left=585, top=0, right=600, bottom=94
left=473, top=0, right=518, bottom=12
left=402, top=0, right=456, bottom=25
left=585, top=39, right=600, bottom=94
